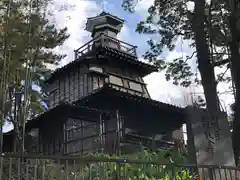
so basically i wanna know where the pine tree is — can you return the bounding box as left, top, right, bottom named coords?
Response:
left=0, top=0, right=69, bottom=152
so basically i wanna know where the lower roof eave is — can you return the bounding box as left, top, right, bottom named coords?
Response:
left=75, top=85, right=186, bottom=130
left=75, top=85, right=185, bottom=115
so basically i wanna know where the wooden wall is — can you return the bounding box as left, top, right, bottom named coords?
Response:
left=46, top=62, right=151, bottom=109
left=63, top=113, right=123, bottom=155
left=64, top=117, right=101, bottom=154
left=47, top=66, right=105, bottom=109
left=36, top=118, right=65, bottom=155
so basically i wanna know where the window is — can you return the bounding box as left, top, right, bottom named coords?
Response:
left=129, top=81, right=142, bottom=92
left=109, top=75, right=123, bottom=86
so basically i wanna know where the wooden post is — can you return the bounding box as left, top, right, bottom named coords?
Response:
left=152, top=135, right=156, bottom=151
left=63, top=124, right=67, bottom=154
left=116, top=110, right=120, bottom=155
left=99, top=113, right=104, bottom=153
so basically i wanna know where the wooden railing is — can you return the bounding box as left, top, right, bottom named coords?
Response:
left=74, top=33, right=137, bottom=59
left=122, top=132, right=175, bottom=150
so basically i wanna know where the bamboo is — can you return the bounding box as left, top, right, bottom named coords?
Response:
left=0, top=0, right=12, bottom=154
left=22, top=0, right=34, bottom=155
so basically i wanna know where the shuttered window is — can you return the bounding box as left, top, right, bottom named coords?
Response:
left=129, top=81, right=142, bottom=92
left=109, top=75, right=123, bottom=86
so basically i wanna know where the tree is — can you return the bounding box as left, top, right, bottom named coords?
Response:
left=121, top=0, right=238, bottom=163
left=0, top=0, right=69, bottom=152
left=122, top=0, right=221, bottom=110
left=227, top=0, right=240, bottom=165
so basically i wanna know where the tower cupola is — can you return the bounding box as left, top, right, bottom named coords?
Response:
left=85, top=11, right=124, bottom=39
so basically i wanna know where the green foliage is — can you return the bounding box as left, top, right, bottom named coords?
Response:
left=1, top=150, right=198, bottom=180
left=0, top=0, right=69, bottom=124
left=83, top=150, right=196, bottom=180
left=123, top=0, right=196, bottom=86
left=121, top=0, right=233, bottom=88
left=47, top=150, right=197, bottom=180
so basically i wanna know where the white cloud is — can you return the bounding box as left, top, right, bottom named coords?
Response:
left=51, top=0, right=101, bottom=67
left=118, top=24, right=130, bottom=41
left=144, top=51, right=186, bottom=106
left=135, top=0, right=154, bottom=17
left=49, top=0, right=234, bottom=113
left=215, top=67, right=234, bottom=113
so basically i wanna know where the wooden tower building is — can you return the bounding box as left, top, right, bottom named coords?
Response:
left=4, top=12, right=186, bottom=155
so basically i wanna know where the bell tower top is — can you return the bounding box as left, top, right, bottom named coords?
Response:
left=85, top=11, right=124, bottom=38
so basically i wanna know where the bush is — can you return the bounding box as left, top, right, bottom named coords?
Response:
left=1, top=150, right=198, bottom=180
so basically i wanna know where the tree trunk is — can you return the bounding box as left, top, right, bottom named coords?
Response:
left=192, top=1, right=221, bottom=175
left=229, top=0, right=240, bottom=165
left=192, top=0, right=220, bottom=112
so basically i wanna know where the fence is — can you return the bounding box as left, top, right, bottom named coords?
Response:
left=0, top=154, right=239, bottom=180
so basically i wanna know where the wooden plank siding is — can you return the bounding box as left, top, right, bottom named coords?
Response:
left=47, top=63, right=151, bottom=110
left=48, top=66, right=91, bottom=109
left=62, top=112, right=125, bottom=155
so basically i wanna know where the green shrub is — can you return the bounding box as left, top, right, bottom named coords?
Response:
left=1, top=150, right=198, bottom=180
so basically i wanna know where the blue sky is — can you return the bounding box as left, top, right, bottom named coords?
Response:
left=49, top=0, right=195, bottom=106
left=49, top=0, right=234, bottom=110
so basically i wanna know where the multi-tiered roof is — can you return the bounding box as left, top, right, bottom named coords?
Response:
left=2, top=12, right=185, bottom=155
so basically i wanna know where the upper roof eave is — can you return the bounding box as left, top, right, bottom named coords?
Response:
left=44, top=49, right=158, bottom=84
left=86, top=11, right=125, bottom=23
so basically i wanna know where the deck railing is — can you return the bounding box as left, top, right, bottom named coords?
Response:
left=0, top=154, right=239, bottom=180
left=74, top=33, right=137, bottom=59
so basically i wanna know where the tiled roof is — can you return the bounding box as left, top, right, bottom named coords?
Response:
left=45, top=47, right=158, bottom=84
left=76, top=85, right=184, bottom=113
left=87, top=11, right=125, bottom=22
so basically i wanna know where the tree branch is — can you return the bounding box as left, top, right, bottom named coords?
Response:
left=216, top=66, right=230, bottom=85
left=213, top=59, right=230, bottom=67
left=185, top=51, right=197, bottom=63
